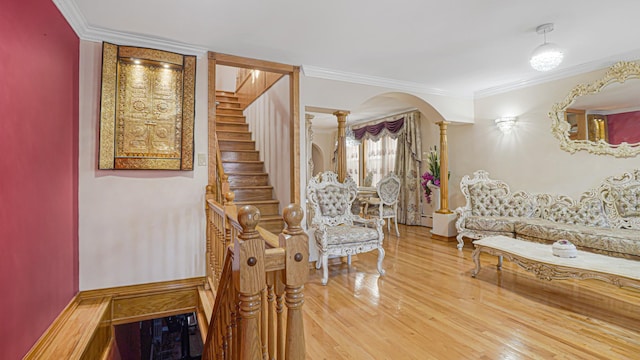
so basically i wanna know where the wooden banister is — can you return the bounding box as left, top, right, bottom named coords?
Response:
left=203, top=203, right=308, bottom=360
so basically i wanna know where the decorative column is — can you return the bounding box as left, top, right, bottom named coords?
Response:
left=431, top=121, right=458, bottom=239
left=436, top=121, right=452, bottom=214
left=333, top=110, right=349, bottom=182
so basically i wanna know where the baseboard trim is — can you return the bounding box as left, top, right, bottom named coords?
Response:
left=431, top=233, right=458, bottom=242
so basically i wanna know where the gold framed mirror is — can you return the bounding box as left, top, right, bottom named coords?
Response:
left=549, top=61, right=640, bottom=157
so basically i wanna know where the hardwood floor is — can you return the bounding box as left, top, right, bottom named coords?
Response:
left=303, top=225, right=640, bottom=359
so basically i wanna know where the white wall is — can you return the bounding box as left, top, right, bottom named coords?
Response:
left=78, top=40, right=208, bottom=290
left=216, top=65, right=237, bottom=92
left=449, top=66, right=637, bottom=209
left=244, top=76, right=291, bottom=212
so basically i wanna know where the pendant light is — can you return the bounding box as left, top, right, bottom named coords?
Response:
left=530, top=23, right=564, bottom=72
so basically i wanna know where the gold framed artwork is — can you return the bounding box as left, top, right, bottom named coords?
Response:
left=99, top=42, right=196, bottom=170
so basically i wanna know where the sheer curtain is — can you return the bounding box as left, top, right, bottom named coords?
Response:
left=364, top=136, right=397, bottom=186
left=346, top=143, right=360, bottom=185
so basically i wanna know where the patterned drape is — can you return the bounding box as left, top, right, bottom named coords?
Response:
left=394, top=111, right=423, bottom=225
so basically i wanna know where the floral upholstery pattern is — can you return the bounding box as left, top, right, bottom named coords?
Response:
left=314, top=225, right=380, bottom=245
left=516, top=218, right=640, bottom=259
left=317, top=185, right=349, bottom=218
left=465, top=216, right=522, bottom=233
left=455, top=170, right=640, bottom=261
left=366, top=206, right=396, bottom=217
left=469, top=184, right=537, bottom=217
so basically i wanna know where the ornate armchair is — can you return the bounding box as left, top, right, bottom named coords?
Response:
left=307, top=171, right=385, bottom=285
left=364, top=173, right=401, bottom=236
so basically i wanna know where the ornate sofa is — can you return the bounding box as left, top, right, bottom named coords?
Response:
left=454, top=170, right=640, bottom=261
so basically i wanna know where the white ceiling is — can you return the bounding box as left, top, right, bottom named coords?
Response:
left=60, top=0, right=640, bottom=126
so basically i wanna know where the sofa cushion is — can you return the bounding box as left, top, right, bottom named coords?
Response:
left=515, top=218, right=640, bottom=258
left=465, top=216, right=521, bottom=233
left=544, top=196, right=609, bottom=228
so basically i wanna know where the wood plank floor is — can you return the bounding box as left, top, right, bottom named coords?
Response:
left=303, top=225, right=640, bottom=359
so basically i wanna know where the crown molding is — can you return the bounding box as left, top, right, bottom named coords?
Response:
left=53, top=0, right=207, bottom=57
left=475, top=48, right=640, bottom=98
left=302, top=65, right=468, bottom=98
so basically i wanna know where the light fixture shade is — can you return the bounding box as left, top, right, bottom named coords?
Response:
left=495, top=117, right=518, bottom=134
left=530, top=42, right=564, bottom=72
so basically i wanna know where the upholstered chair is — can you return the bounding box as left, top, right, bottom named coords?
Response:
left=364, top=173, right=401, bottom=236
left=307, top=171, right=385, bottom=285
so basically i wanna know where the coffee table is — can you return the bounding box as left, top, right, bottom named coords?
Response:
left=471, top=235, right=640, bottom=290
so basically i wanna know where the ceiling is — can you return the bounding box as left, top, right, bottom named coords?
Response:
left=61, top=0, right=640, bottom=126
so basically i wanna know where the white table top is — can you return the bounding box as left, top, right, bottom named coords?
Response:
left=474, top=235, right=640, bottom=280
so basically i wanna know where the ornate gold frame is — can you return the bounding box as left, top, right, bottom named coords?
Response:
left=99, top=42, right=196, bottom=170
left=549, top=61, right=640, bottom=158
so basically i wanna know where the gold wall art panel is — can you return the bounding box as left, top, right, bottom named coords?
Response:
left=99, top=42, right=196, bottom=170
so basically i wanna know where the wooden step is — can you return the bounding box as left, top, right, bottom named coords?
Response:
left=217, top=108, right=243, bottom=116
left=234, top=199, right=280, bottom=215
left=219, top=139, right=255, bottom=151
left=215, top=95, right=239, bottom=102
left=258, top=216, right=285, bottom=234
left=222, top=161, right=264, bottom=172
left=231, top=186, right=275, bottom=202
left=220, top=150, right=260, bottom=162
left=217, top=100, right=241, bottom=109
left=227, top=172, right=269, bottom=187
left=217, top=130, right=252, bottom=141
left=216, top=114, right=246, bottom=123
left=215, top=90, right=235, bottom=96
left=216, top=121, right=249, bottom=132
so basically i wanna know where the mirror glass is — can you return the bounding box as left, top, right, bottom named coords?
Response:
left=550, top=61, right=640, bottom=157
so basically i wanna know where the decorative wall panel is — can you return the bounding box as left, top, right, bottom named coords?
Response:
left=99, top=42, right=195, bottom=170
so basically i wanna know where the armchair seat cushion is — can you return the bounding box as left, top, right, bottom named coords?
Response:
left=316, top=225, right=380, bottom=245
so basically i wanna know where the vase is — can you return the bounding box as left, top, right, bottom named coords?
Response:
left=427, top=183, right=441, bottom=211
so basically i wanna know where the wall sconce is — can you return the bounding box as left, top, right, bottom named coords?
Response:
left=495, top=117, right=518, bottom=134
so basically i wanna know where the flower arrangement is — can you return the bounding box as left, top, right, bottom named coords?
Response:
left=421, top=147, right=441, bottom=203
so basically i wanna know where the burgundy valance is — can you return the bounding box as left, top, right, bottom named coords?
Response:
left=353, top=117, right=404, bottom=140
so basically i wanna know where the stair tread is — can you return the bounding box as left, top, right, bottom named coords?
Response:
left=223, top=160, right=263, bottom=164
left=234, top=199, right=279, bottom=204
left=216, top=129, right=251, bottom=134
left=227, top=171, right=268, bottom=176
left=259, top=215, right=284, bottom=221
left=216, top=121, right=247, bottom=125
left=221, top=149, right=258, bottom=153
left=230, top=185, right=273, bottom=189
left=219, top=139, right=254, bottom=143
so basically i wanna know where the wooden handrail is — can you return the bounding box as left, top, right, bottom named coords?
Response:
left=213, top=130, right=229, bottom=203
left=203, top=203, right=309, bottom=360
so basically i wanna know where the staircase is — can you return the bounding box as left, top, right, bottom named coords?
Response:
left=215, top=90, right=284, bottom=233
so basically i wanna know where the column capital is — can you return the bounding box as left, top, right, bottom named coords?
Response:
left=332, top=110, right=350, bottom=118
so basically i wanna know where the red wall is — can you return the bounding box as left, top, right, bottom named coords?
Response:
left=607, top=110, right=640, bottom=145
left=0, top=0, right=79, bottom=358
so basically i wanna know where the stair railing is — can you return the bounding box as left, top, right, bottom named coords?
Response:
left=202, top=203, right=308, bottom=360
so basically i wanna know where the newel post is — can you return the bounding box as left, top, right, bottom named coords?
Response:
left=234, top=205, right=265, bottom=360
left=279, top=204, right=308, bottom=359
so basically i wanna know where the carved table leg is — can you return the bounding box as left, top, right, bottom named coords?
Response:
left=497, top=255, right=503, bottom=270
left=471, top=246, right=482, bottom=277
